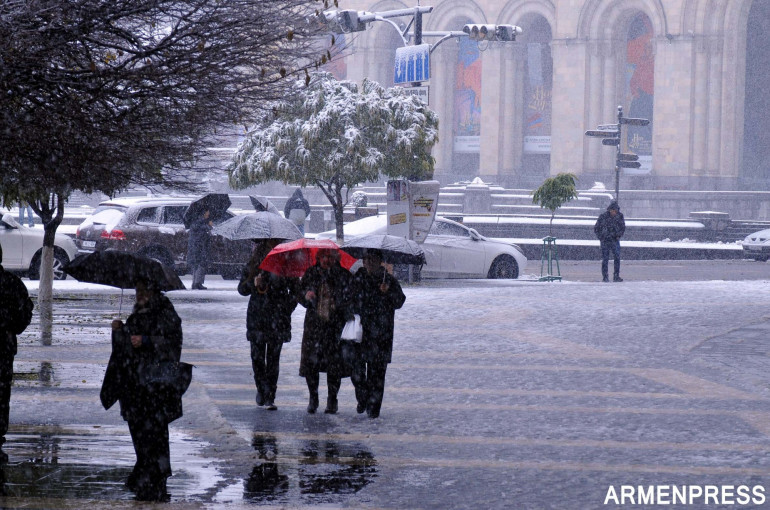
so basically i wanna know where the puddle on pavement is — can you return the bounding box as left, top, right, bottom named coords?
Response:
left=0, top=425, right=225, bottom=505
left=230, top=434, right=378, bottom=506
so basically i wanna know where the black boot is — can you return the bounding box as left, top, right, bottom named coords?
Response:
left=324, top=397, right=338, bottom=414
left=307, top=392, right=318, bottom=414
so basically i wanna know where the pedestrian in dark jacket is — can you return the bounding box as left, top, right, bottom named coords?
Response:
left=348, top=250, right=405, bottom=418
left=298, top=249, right=352, bottom=414
left=594, top=201, right=626, bottom=282
left=188, top=209, right=212, bottom=290
left=238, top=240, right=298, bottom=410
left=0, top=245, right=34, bottom=463
left=110, top=279, right=184, bottom=501
left=283, top=188, right=311, bottom=235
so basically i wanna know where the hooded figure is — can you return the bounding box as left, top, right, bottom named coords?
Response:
left=283, top=189, right=311, bottom=235
left=0, top=245, right=34, bottom=464
left=593, top=201, right=626, bottom=282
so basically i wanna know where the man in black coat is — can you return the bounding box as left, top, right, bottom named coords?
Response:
left=283, top=188, right=311, bottom=235
left=348, top=250, right=405, bottom=419
left=594, top=201, right=626, bottom=282
left=187, top=209, right=212, bottom=290
left=0, top=245, right=34, bottom=463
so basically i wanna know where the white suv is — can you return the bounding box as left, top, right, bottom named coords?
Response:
left=0, top=213, right=79, bottom=280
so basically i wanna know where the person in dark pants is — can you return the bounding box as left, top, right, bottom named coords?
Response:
left=238, top=240, right=298, bottom=410
left=110, top=279, right=184, bottom=501
left=188, top=209, right=212, bottom=289
left=594, top=201, right=626, bottom=282
left=298, top=250, right=352, bottom=414
left=348, top=250, right=405, bottom=419
left=0, top=246, right=34, bottom=463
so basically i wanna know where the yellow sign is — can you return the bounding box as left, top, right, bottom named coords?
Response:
left=389, top=213, right=407, bottom=225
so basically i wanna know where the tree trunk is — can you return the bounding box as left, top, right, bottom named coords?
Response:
left=33, top=193, right=65, bottom=346
left=549, top=213, right=554, bottom=237
left=333, top=183, right=345, bottom=245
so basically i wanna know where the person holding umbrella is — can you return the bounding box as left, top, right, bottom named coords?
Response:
left=188, top=208, right=213, bottom=290
left=347, top=249, right=405, bottom=419
left=110, top=279, right=185, bottom=501
left=298, top=249, right=353, bottom=414
left=238, top=240, right=298, bottom=411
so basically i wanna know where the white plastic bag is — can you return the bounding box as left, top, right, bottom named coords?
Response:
left=341, top=314, right=363, bottom=343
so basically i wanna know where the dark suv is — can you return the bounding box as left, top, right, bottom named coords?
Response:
left=74, top=197, right=251, bottom=279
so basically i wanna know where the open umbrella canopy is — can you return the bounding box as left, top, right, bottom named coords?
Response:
left=259, top=238, right=356, bottom=278
left=183, top=193, right=231, bottom=228
left=342, top=234, right=426, bottom=265
left=64, top=251, right=185, bottom=291
left=249, top=195, right=280, bottom=215
left=211, top=212, right=302, bottom=241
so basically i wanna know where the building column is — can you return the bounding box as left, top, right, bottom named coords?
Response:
left=509, top=45, right=527, bottom=180
left=691, top=38, right=709, bottom=174
left=431, top=47, right=455, bottom=180
left=600, top=41, right=619, bottom=172
left=479, top=44, right=504, bottom=179
left=707, top=38, right=723, bottom=176
left=585, top=40, right=605, bottom=172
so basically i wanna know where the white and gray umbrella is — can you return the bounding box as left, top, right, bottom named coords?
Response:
left=212, top=212, right=302, bottom=241
left=249, top=195, right=281, bottom=215
left=342, top=234, right=426, bottom=265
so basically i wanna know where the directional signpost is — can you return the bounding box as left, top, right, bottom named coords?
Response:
left=585, top=106, right=649, bottom=202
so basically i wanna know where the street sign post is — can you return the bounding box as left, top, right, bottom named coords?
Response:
left=584, top=106, right=649, bottom=203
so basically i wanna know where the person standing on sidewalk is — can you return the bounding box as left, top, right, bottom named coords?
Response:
left=0, top=245, right=34, bottom=463
left=238, top=241, right=298, bottom=411
left=187, top=209, right=212, bottom=290
left=110, top=279, right=184, bottom=501
left=298, top=249, right=352, bottom=414
left=594, top=201, right=626, bottom=282
left=347, top=249, right=405, bottom=419
left=17, top=200, right=34, bottom=227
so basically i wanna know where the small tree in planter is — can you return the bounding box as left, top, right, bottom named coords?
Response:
left=532, top=173, right=578, bottom=280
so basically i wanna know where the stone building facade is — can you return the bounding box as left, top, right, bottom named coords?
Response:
left=336, top=0, right=770, bottom=192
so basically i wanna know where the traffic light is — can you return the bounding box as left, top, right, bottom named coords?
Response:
left=463, top=24, right=521, bottom=42
left=314, top=9, right=365, bottom=33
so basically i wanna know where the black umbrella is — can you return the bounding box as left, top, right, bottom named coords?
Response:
left=249, top=195, right=281, bottom=215
left=341, top=234, right=426, bottom=265
left=183, top=193, right=231, bottom=228
left=64, top=251, right=185, bottom=292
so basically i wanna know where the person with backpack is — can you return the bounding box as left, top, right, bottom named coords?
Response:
left=283, top=189, right=311, bottom=235
left=0, top=245, right=34, bottom=463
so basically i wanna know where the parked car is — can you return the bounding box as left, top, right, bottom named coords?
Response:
left=0, top=213, right=78, bottom=280
left=74, top=197, right=253, bottom=279
left=317, top=215, right=527, bottom=279
left=742, top=228, right=770, bottom=261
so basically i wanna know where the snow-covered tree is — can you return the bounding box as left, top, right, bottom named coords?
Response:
left=228, top=73, right=439, bottom=243
left=0, top=0, right=330, bottom=344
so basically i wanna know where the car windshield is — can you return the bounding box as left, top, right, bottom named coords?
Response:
left=429, top=220, right=470, bottom=237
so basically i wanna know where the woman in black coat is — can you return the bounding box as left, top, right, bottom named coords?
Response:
left=298, top=249, right=352, bottom=414
left=238, top=241, right=298, bottom=410
left=187, top=209, right=212, bottom=289
left=110, top=279, right=183, bottom=501
left=348, top=249, right=405, bottom=418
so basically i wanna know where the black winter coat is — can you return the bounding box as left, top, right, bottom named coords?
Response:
left=297, top=262, right=353, bottom=376
left=113, top=294, right=184, bottom=424
left=594, top=210, right=626, bottom=242
left=0, top=265, right=33, bottom=357
left=349, top=267, right=405, bottom=364
left=187, top=216, right=211, bottom=266
left=238, top=268, right=298, bottom=344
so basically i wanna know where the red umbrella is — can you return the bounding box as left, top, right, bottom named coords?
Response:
left=259, top=238, right=356, bottom=277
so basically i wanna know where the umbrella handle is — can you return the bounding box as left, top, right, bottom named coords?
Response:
left=118, top=289, right=123, bottom=319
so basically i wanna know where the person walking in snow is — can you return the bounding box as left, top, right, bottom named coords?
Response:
left=594, top=200, right=626, bottom=282
left=298, top=249, right=352, bottom=414
left=347, top=249, right=405, bottom=419
left=187, top=209, right=212, bottom=290
left=238, top=240, right=298, bottom=411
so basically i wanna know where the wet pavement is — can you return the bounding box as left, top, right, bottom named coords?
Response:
left=3, top=270, right=770, bottom=509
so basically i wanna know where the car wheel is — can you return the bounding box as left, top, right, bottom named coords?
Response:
left=29, top=249, right=70, bottom=280
left=139, top=247, right=175, bottom=269
left=487, top=255, right=519, bottom=279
